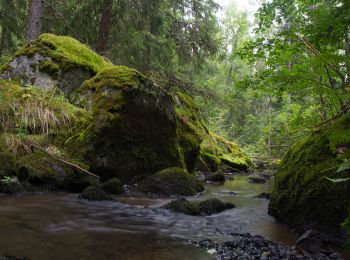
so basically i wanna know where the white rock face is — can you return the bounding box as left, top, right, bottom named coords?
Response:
left=2, top=53, right=92, bottom=95
left=6, top=54, right=58, bottom=90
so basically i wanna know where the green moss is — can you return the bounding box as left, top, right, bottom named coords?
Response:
left=15, top=34, right=112, bottom=73
left=200, top=152, right=221, bottom=171
left=102, top=178, right=123, bottom=195
left=198, top=198, right=235, bottom=215
left=79, top=185, right=113, bottom=201
left=162, top=198, right=200, bottom=215
left=137, top=167, right=204, bottom=196
left=198, top=132, right=250, bottom=171
left=68, top=67, right=184, bottom=182
left=38, top=60, right=60, bottom=76
left=174, top=92, right=208, bottom=172
left=269, top=114, right=350, bottom=242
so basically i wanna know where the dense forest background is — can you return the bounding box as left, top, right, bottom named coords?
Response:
left=1, top=0, right=349, bottom=158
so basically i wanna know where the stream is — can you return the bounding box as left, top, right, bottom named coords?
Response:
left=0, top=175, right=299, bottom=260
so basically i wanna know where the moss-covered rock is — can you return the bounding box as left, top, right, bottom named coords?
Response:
left=197, top=132, right=251, bottom=172
left=205, top=172, right=226, bottom=183
left=1, top=34, right=112, bottom=94
left=137, top=167, right=204, bottom=196
left=174, top=92, right=208, bottom=172
left=70, top=66, right=184, bottom=182
left=0, top=34, right=251, bottom=195
left=101, top=178, right=123, bottom=195
left=269, top=114, right=350, bottom=245
left=79, top=185, right=113, bottom=201
left=173, top=92, right=251, bottom=173
left=198, top=198, right=236, bottom=215
left=162, top=198, right=199, bottom=215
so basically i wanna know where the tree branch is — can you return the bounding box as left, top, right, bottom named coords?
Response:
left=31, top=145, right=100, bottom=179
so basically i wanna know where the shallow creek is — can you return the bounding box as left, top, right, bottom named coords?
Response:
left=0, top=175, right=299, bottom=260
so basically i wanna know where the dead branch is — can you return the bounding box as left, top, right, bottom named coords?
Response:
left=31, top=145, right=100, bottom=179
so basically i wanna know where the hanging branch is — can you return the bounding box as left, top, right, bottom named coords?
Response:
left=314, top=102, right=350, bottom=128
left=299, top=36, right=345, bottom=81
left=31, top=145, right=100, bottom=179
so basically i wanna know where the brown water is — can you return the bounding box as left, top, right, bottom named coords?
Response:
left=0, top=175, right=298, bottom=260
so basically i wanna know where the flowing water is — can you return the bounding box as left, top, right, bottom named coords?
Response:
left=0, top=175, right=299, bottom=260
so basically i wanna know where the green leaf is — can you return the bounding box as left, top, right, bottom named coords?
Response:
left=337, top=159, right=350, bottom=173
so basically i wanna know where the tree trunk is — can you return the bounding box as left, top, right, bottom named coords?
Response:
left=95, top=0, right=113, bottom=55
left=25, top=0, right=44, bottom=41
left=0, top=27, right=6, bottom=57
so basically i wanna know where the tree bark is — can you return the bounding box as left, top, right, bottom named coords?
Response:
left=95, top=0, right=113, bottom=55
left=25, top=0, right=44, bottom=41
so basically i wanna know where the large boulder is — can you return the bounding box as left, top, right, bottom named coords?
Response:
left=269, top=113, right=350, bottom=245
left=70, top=66, right=185, bottom=181
left=1, top=34, right=112, bottom=94
left=0, top=34, right=251, bottom=193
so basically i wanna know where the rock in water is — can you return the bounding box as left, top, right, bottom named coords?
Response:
left=198, top=198, right=235, bottom=215
left=205, top=172, right=226, bottom=183
left=101, top=178, right=123, bottom=195
left=255, top=192, right=270, bottom=199
left=137, top=167, right=204, bottom=196
left=248, top=176, right=266, bottom=183
left=162, top=198, right=199, bottom=215
left=79, top=185, right=113, bottom=201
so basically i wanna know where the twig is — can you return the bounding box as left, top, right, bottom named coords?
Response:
left=31, top=145, right=100, bottom=179
left=314, top=103, right=350, bottom=128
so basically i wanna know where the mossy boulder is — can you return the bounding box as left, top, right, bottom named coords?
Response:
left=173, top=92, right=251, bottom=173
left=174, top=92, right=208, bottom=172
left=101, top=178, right=123, bottom=195
left=70, top=66, right=184, bottom=182
left=269, top=114, right=350, bottom=245
left=197, top=132, right=251, bottom=172
left=162, top=198, right=199, bottom=215
left=137, top=167, right=204, bottom=196
left=198, top=198, right=235, bottom=215
left=1, top=34, right=112, bottom=94
left=0, top=34, right=251, bottom=195
left=162, top=198, right=235, bottom=216
left=205, top=172, right=226, bottom=183
left=79, top=185, right=113, bottom=201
